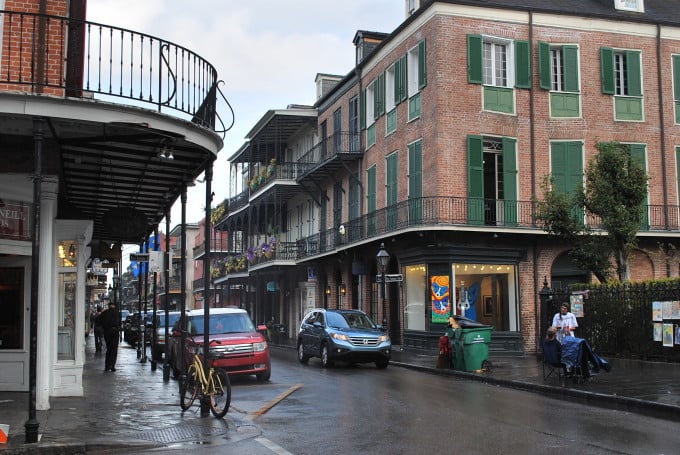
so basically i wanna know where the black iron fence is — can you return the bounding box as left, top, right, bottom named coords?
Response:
left=546, top=282, right=680, bottom=362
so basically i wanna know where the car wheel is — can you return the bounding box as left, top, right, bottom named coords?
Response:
left=321, top=344, right=334, bottom=368
left=256, top=368, right=271, bottom=382
left=297, top=341, right=310, bottom=364
left=375, top=359, right=390, bottom=369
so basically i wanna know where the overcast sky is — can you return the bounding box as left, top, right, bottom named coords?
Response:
left=87, top=0, right=406, bottom=230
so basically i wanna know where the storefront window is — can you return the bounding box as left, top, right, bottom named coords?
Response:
left=404, top=264, right=427, bottom=330
left=57, top=241, right=77, bottom=268
left=0, top=268, right=24, bottom=349
left=58, top=272, right=77, bottom=360
left=453, top=263, right=517, bottom=330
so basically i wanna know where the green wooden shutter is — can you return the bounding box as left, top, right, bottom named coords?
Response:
left=467, top=135, right=484, bottom=224
left=367, top=165, right=376, bottom=235
left=360, top=88, right=366, bottom=130
left=551, top=142, right=583, bottom=194
left=563, top=45, right=580, bottom=92
left=408, top=141, right=423, bottom=224
left=467, top=34, right=483, bottom=84
left=372, top=80, right=379, bottom=121
left=502, top=137, right=518, bottom=225
left=600, top=47, right=615, bottom=95
left=674, top=56, right=680, bottom=101
left=402, top=57, right=407, bottom=101
left=386, top=154, right=398, bottom=231
left=395, top=57, right=402, bottom=105
left=566, top=142, right=583, bottom=195
left=538, top=41, right=551, bottom=90
left=629, top=144, right=649, bottom=228
left=418, top=40, right=427, bottom=89
left=626, top=50, right=642, bottom=97
left=378, top=72, right=386, bottom=116
left=514, top=40, right=531, bottom=89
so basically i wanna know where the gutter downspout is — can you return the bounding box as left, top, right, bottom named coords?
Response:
left=656, top=24, right=670, bottom=276
left=529, top=10, right=541, bottom=353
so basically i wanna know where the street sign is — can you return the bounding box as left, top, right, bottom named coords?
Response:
left=129, top=253, right=149, bottom=262
left=376, top=274, right=403, bottom=283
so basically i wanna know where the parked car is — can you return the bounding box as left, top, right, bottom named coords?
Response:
left=123, top=312, right=152, bottom=347
left=297, top=309, right=391, bottom=369
left=168, top=308, right=271, bottom=381
left=151, top=311, right=183, bottom=361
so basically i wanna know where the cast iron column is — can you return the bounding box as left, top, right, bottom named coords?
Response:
left=201, top=162, right=213, bottom=417
left=25, top=117, right=44, bottom=443
left=163, top=210, right=171, bottom=381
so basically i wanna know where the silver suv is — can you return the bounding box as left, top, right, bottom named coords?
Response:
left=297, top=309, right=391, bottom=369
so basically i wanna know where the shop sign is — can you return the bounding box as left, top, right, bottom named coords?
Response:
left=0, top=200, right=30, bottom=241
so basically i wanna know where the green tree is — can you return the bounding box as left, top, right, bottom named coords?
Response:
left=536, top=141, right=648, bottom=282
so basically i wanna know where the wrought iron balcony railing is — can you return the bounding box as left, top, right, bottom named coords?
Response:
left=0, top=9, right=229, bottom=132
left=193, top=237, right=230, bottom=259
left=292, top=197, right=680, bottom=260
left=297, top=132, right=361, bottom=166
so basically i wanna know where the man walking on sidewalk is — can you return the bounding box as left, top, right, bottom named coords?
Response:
left=99, top=301, right=120, bottom=372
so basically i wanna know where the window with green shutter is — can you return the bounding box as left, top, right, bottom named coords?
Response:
left=408, top=140, right=423, bottom=225
left=628, top=143, right=649, bottom=229
left=539, top=42, right=581, bottom=117
left=673, top=55, right=680, bottom=123
left=550, top=141, right=584, bottom=221
left=467, top=135, right=518, bottom=226
left=601, top=47, right=643, bottom=121
left=386, top=153, right=398, bottom=231
left=408, top=40, right=426, bottom=121
left=367, top=165, right=377, bottom=235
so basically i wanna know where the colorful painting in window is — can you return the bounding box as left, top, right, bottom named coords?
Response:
left=430, top=275, right=450, bottom=323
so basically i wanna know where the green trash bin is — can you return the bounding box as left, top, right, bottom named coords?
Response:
left=450, top=326, right=492, bottom=372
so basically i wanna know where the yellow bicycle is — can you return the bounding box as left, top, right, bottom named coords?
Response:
left=179, top=342, right=231, bottom=418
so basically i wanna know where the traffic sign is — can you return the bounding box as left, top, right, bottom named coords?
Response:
left=129, top=253, right=149, bottom=262
left=376, top=274, right=403, bottom=283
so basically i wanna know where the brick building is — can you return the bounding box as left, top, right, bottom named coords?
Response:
left=215, top=0, right=680, bottom=355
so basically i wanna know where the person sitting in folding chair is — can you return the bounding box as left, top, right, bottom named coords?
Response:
left=542, top=326, right=567, bottom=381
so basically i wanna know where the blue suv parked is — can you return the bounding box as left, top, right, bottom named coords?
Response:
left=297, top=309, right=391, bottom=368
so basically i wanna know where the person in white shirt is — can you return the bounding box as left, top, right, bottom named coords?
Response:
left=552, top=303, right=578, bottom=342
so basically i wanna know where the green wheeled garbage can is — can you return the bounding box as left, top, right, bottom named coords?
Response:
left=450, top=326, right=493, bottom=372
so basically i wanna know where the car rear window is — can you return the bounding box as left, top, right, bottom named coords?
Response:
left=188, top=313, right=255, bottom=335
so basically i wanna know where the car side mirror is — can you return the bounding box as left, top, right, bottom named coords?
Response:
left=313, top=321, right=323, bottom=328
left=257, top=324, right=267, bottom=332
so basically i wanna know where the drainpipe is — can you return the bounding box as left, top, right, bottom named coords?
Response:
left=656, top=24, right=669, bottom=235
left=529, top=11, right=536, bottom=201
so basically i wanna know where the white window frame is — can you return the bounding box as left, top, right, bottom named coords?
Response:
left=366, top=82, right=375, bottom=126
left=407, top=44, right=420, bottom=97
left=482, top=37, right=515, bottom=88
left=386, top=63, right=396, bottom=112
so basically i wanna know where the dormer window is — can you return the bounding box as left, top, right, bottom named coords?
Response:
left=614, top=0, right=644, bottom=12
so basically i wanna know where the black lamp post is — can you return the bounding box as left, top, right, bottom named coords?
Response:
left=376, top=243, right=390, bottom=328
left=538, top=276, right=553, bottom=344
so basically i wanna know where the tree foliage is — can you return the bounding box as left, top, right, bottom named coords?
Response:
left=536, top=141, right=648, bottom=282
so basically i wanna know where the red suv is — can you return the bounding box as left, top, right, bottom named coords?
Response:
left=169, top=308, right=271, bottom=381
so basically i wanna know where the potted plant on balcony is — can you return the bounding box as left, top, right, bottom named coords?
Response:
left=246, top=247, right=257, bottom=265
left=265, top=158, right=277, bottom=178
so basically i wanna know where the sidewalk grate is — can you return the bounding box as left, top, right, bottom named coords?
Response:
left=128, top=422, right=227, bottom=443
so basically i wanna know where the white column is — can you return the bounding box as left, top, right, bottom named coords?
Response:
left=36, top=177, right=58, bottom=410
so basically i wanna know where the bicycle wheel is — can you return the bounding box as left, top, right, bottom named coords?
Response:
left=209, top=368, right=231, bottom=418
left=180, top=365, right=199, bottom=410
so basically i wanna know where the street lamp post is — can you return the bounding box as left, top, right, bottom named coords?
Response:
left=376, top=243, right=390, bottom=328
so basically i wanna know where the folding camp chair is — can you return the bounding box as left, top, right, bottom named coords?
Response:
left=542, top=338, right=566, bottom=381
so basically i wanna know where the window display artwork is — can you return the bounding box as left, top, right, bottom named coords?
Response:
left=675, top=326, right=680, bottom=345
left=430, top=275, right=450, bottom=323
left=652, top=301, right=663, bottom=321
left=663, top=323, right=674, bottom=347
left=653, top=322, right=662, bottom=342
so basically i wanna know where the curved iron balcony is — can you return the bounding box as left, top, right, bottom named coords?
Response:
left=0, top=9, right=229, bottom=133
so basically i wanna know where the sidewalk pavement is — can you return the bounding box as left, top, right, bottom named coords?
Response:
left=1, top=338, right=679, bottom=454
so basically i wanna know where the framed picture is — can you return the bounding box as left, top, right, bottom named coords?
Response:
left=483, top=295, right=494, bottom=317
left=663, top=323, right=674, bottom=347
left=652, top=301, right=663, bottom=321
